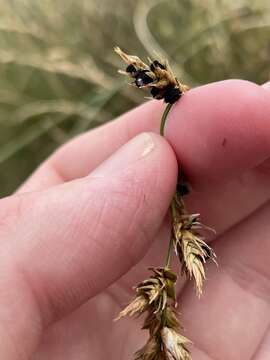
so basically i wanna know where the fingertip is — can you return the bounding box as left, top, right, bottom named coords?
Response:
left=89, top=131, right=178, bottom=199
left=165, top=80, right=270, bottom=189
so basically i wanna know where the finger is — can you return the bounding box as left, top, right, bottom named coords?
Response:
left=166, top=79, right=270, bottom=189
left=253, top=328, right=270, bottom=360
left=0, top=133, right=177, bottom=359
left=185, top=167, right=270, bottom=236
left=20, top=80, right=270, bottom=195
left=166, top=79, right=270, bottom=236
left=179, top=201, right=270, bottom=360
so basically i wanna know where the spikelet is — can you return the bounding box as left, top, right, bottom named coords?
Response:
left=117, top=268, right=192, bottom=360
left=172, top=195, right=216, bottom=296
left=117, top=268, right=177, bottom=320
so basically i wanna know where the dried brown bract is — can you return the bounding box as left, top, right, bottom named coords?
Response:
left=161, top=327, right=192, bottom=360
left=116, top=295, right=148, bottom=320
left=135, top=337, right=162, bottom=360
left=135, top=321, right=192, bottom=360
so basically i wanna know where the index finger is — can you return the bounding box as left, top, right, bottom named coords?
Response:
left=19, top=80, right=270, bottom=193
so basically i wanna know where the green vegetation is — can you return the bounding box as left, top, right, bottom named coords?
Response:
left=0, top=0, right=270, bottom=196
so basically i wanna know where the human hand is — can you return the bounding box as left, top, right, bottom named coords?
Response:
left=1, top=80, right=270, bottom=360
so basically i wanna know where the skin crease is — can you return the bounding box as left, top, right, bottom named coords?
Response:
left=0, top=79, right=270, bottom=359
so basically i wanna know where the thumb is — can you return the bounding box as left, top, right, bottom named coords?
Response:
left=0, top=132, right=177, bottom=359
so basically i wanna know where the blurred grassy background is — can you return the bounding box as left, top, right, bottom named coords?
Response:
left=1, top=0, right=270, bottom=196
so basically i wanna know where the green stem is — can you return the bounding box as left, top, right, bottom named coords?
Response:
left=165, top=199, right=177, bottom=268
left=165, top=237, right=173, bottom=269
left=160, top=103, right=175, bottom=268
left=160, top=103, right=173, bottom=136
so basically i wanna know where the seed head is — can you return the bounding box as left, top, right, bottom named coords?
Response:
left=173, top=213, right=216, bottom=296
left=114, top=46, right=189, bottom=104
left=117, top=267, right=178, bottom=323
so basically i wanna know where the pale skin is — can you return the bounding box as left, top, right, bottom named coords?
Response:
left=0, top=79, right=270, bottom=360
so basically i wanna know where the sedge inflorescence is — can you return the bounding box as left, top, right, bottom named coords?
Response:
left=171, top=195, right=217, bottom=297
left=115, top=47, right=217, bottom=360
left=114, top=46, right=189, bottom=104
left=117, top=268, right=191, bottom=360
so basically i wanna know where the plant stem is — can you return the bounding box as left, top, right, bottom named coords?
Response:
left=165, top=199, right=177, bottom=268
left=160, top=103, right=175, bottom=269
left=160, top=103, right=173, bottom=136
left=165, top=237, right=173, bottom=269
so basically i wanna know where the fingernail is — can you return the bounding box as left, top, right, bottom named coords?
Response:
left=90, top=132, right=155, bottom=177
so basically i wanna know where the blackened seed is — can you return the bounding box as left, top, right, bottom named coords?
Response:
left=153, top=60, right=166, bottom=70
left=150, top=87, right=159, bottom=97
left=150, top=60, right=166, bottom=71
left=135, top=71, right=153, bottom=87
left=177, top=182, right=190, bottom=196
left=135, top=78, right=144, bottom=87
left=150, top=87, right=163, bottom=99
left=126, top=64, right=137, bottom=73
left=164, top=87, right=182, bottom=104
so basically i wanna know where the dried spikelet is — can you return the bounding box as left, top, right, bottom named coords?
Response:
left=117, top=268, right=177, bottom=320
left=136, top=332, right=191, bottom=360
left=141, top=303, right=180, bottom=337
left=114, top=46, right=189, bottom=104
left=139, top=268, right=177, bottom=307
left=117, top=267, right=192, bottom=359
left=173, top=212, right=216, bottom=296
left=114, top=46, right=149, bottom=70
left=161, top=327, right=192, bottom=360
left=136, top=324, right=191, bottom=360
